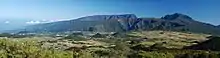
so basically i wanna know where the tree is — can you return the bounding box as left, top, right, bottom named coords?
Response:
left=88, top=27, right=95, bottom=32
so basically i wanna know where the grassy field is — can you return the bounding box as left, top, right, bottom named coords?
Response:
left=127, top=31, right=210, bottom=49
left=0, top=38, right=73, bottom=58
left=0, top=31, right=219, bottom=58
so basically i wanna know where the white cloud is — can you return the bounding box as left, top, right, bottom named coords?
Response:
left=25, top=19, right=72, bottom=24
left=26, top=21, right=41, bottom=24
left=49, top=20, right=55, bottom=22
left=4, top=21, right=10, bottom=24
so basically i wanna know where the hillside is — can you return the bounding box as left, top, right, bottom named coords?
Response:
left=135, top=13, right=220, bottom=35
left=1, top=31, right=218, bottom=58
left=24, top=14, right=138, bottom=32
left=126, top=31, right=210, bottom=49
left=23, top=13, right=220, bottom=35
left=184, top=36, right=220, bottom=51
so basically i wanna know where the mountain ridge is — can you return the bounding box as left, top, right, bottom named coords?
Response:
left=22, top=13, right=220, bottom=35
left=24, top=14, right=138, bottom=32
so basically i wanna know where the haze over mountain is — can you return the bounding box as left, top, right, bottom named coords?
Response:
left=0, top=19, right=30, bottom=32
left=22, top=13, right=220, bottom=35
left=0, top=18, right=70, bottom=32
left=1, top=0, right=220, bottom=27
left=24, top=14, right=137, bottom=32
left=1, top=1, right=220, bottom=58
left=1, top=0, right=220, bottom=34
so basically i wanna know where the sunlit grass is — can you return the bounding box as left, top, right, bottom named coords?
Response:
left=0, top=38, right=74, bottom=58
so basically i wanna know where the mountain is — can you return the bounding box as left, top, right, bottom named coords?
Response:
left=135, top=13, right=220, bottom=35
left=23, top=13, right=220, bottom=35
left=0, top=19, right=30, bottom=33
left=24, top=14, right=138, bottom=32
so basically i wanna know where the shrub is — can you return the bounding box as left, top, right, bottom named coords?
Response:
left=138, top=51, right=174, bottom=58
left=64, top=35, right=87, bottom=41
left=0, top=39, right=74, bottom=58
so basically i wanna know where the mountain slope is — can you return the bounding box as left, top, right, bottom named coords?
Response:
left=162, top=13, right=220, bottom=35
left=122, top=13, right=220, bottom=35
left=184, top=36, right=220, bottom=51
left=23, top=13, right=220, bottom=35
left=25, top=14, right=138, bottom=32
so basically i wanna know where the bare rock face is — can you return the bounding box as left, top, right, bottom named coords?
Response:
left=24, top=13, right=220, bottom=35
left=25, top=14, right=138, bottom=32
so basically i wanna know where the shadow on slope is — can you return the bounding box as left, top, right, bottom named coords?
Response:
left=184, top=36, right=220, bottom=51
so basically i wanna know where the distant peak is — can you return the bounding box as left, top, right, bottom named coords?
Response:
left=86, top=14, right=135, bottom=16
left=76, top=14, right=137, bottom=21
left=111, top=14, right=137, bottom=18
left=94, top=14, right=136, bottom=17
left=161, top=13, right=193, bottom=20
left=173, top=13, right=185, bottom=16
left=80, top=14, right=137, bottom=18
left=117, top=14, right=136, bottom=16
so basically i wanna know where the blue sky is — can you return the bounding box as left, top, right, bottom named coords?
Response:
left=0, top=0, right=219, bottom=25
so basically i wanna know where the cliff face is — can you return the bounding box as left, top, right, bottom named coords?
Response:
left=24, top=13, right=220, bottom=35
left=133, top=13, right=220, bottom=35
left=25, top=14, right=138, bottom=32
